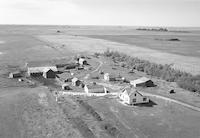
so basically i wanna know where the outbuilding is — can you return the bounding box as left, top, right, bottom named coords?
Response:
left=65, top=63, right=78, bottom=70
left=62, top=84, right=71, bottom=90
left=104, top=73, right=116, bottom=81
left=119, top=87, right=149, bottom=105
left=84, top=84, right=107, bottom=93
left=43, top=68, right=56, bottom=79
left=78, top=58, right=87, bottom=65
left=72, top=77, right=82, bottom=86
left=130, top=77, right=154, bottom=87
left=9, top=71, right=21, bottom=78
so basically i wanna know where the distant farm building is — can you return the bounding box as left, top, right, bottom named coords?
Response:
left=78, top=58, right=87, bottom=65
left=119, top=87, right=149, bottom=105
left=64, top=77, right=73, bottom=82
left=62, top=84, right=71, bottom=90
left=104, top=73, right=116, bottom=81
left=72, top=77, right=82, bottom=86
left=65, top=63, right=78, bottom=70
left=9, top=71, right=21, bottom=78
left=84, top=84, right=107, bottom=93
left=130, top=77, right=154, bottom=87
left=43, top=68, right=56, bottom=79
left=27, top=61, right=57, bottom=77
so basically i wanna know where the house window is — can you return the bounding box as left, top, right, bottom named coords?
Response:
left=132, top=99, right=136, bottom=103
left=143, top=97, right=147, bottom=101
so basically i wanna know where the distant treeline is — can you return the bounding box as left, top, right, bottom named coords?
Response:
left=136, top=27, right=168, bottom=32
left=100, top=49, right=200, bottom=93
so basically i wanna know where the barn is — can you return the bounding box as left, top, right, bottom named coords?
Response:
left=104, top=73, right=116, bottom=81
left=130, top=77, right=154, bottom=87
left=119, top=87, right=149, bottom=105
left=9, top=71, right=21, bottom=78
left=27, top=61, right=57, bottom=77
left=43, top=68, right=56, bottom=79
left=84, top=84, right=107, bottom=93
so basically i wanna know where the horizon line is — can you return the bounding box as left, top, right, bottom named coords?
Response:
left=0, top=24, right=200, bottom=28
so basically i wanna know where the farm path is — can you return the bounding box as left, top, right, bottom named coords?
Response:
left=140, top=92, right=200, bottom=112
left=84, top=59, right=103, bottom=79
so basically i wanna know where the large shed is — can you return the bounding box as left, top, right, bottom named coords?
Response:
left=119, top=87, right=149, bottom=105
left=27, top=61, right=57, bottom=77
left=84, top=84, right=107, bottom=93
left=130, top=77, right=154, bottom=87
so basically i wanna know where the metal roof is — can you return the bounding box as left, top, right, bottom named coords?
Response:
left=133, top=77, right=151, bottom=84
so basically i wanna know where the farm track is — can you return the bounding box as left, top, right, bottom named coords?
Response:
left=140, top=92, right=200, bottom=112
left=84, top=60, right=103, bottom=79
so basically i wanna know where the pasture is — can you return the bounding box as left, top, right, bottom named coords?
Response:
left=86, top=34, right=200, bottom=58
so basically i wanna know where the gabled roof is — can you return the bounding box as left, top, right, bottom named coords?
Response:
left=43, top=68, right=54, bottom=73
left=86, top=84, right=104, bottom=89
left=72, top=77, right=79, bottom=82
left=27, top=61, right=55, bottom=68
left=10, top=71, right=20, bottom=74
left=79, top=58, right=86, bottom=62
left=122, top=87, right=143, bottom=97
left=104, top=73, right=116, bottom=78
left=133, top=77, right=151, bottom=84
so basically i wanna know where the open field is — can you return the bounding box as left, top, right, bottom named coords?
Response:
left=86, top=34, right=200, bottom=58
left=39, top=35, right=200, bottom=75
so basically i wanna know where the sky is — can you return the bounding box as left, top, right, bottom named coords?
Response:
left=0, top=0, right=200, bottom=27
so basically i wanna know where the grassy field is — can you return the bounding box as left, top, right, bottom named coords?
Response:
left=39, top=35, right=200, bottom=75
left=85, top=34, right=200, bottom=58
left=0, top=87, right=82, bottom=138
left=86, top=96, right=200, bottom=138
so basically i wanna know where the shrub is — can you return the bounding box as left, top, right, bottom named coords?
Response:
left=103, top=50, right=200, bottom=93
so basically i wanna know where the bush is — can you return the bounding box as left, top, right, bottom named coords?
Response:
left=101, top=123, right=120, bottom=137
left=76, top=99, right=102, bottom=121
left=103, top=50, right=200, bottom=93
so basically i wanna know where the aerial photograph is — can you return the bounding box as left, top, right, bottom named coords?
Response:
left=0, top=0, right=200, bottom=138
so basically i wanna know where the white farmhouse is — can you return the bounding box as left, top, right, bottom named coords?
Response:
left=119, top=87, right=149, bottom=105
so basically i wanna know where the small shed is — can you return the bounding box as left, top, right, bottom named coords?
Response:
left=130, top=77, right=154, bottom=87
left=84, top=84, right=107, bottom=93
left=62, top=84, right=71, bottom=90
left=9, top=71, right=21, bottom=78
left=119, top=87, right=149, bottom=105
left=43, top=68, right=56, bottom=79
left=72, top=77, right=82, bottom=86
left=79, top=58, right=87, bottom=65
left=104, top=73, right=116, bottom=81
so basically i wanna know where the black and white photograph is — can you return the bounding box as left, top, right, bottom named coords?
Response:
left=0, top=0, right=200, bottom=138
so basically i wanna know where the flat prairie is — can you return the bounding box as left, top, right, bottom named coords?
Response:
left=39, top=34, right=200, bottom=75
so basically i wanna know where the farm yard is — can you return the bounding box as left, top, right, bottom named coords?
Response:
left=0, top=25, right=200, bottom=138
